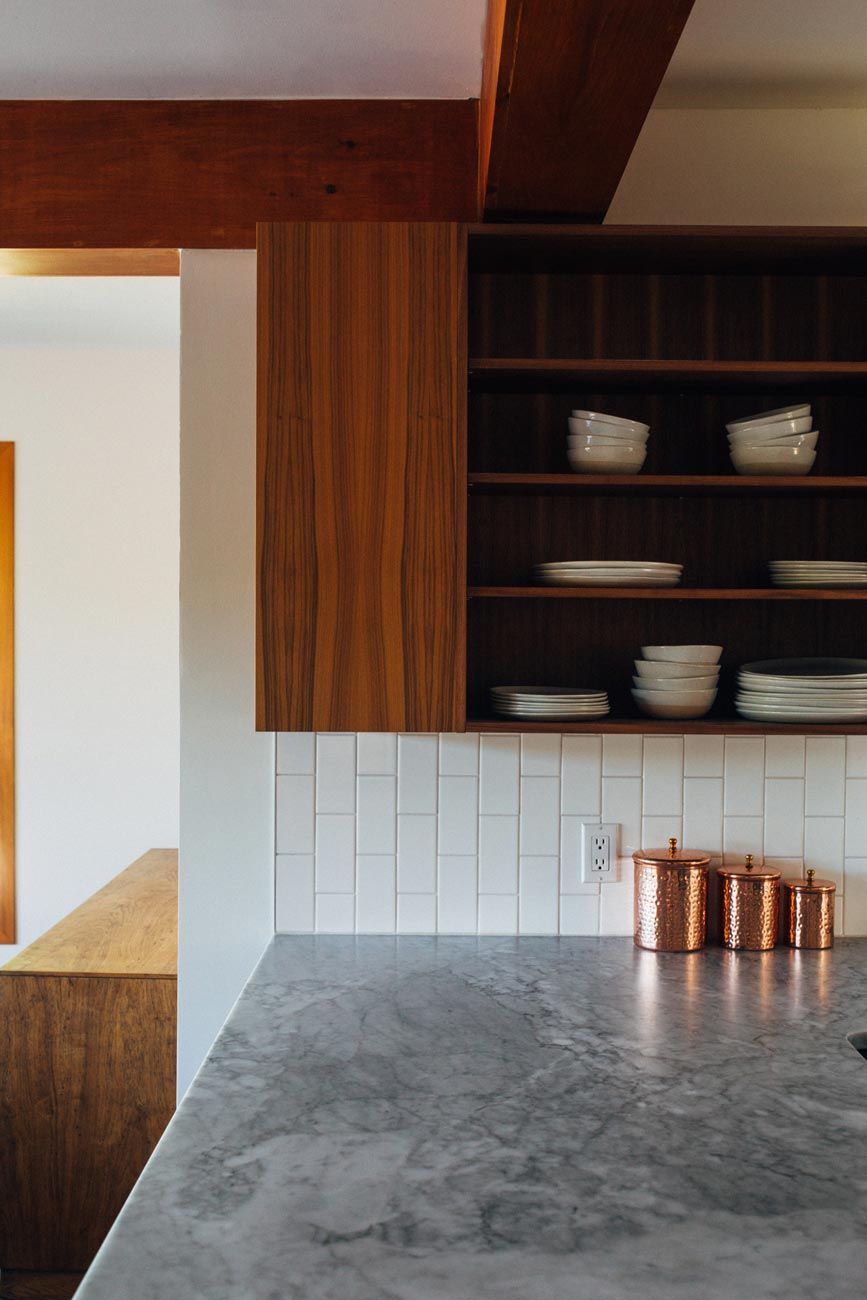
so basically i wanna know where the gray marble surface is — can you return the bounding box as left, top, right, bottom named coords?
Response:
left=77, top=937, right=867, bottom=1299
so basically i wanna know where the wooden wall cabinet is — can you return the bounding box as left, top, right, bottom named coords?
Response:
left=257, top=221, right=467, bottom=732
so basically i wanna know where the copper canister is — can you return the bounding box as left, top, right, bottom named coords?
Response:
left=718, top=855, right=781, bottom=950
left=785, top=869, right=836, bottom=949
left=633, top=838, right=711, bottom=952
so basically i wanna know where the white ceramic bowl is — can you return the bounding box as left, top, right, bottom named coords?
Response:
left=730, top=446, right=816, bottom=477
left=728, top=431, right=818, bottom=451
left=568, top=417, right=650, bottom=442
left=568, top=446, right=646, bottom=475
left=634, top=658, right=719, bottom=678
left=641, top=644, right=723, bottom=664
left=632, top=674, right=719, bottom=691
left=571, top=409, right=650, bottom=435
left=568, top=434, right=647, bottom=451
left=727, top=415, right=812, bottom=441
left=632, top=687, right=717, bottom=719
left=726, top=405, right=810, bottom=434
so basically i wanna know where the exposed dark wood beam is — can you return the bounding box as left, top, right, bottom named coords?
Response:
left=480, top=0, right=696, bottom=221
left=0, top=100, right=479, bottom=248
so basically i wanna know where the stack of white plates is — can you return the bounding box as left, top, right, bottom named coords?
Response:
left=736, top=658, right=867, bottom=723
left=567, top=409, right=649, bottom=475
left=727, top=404, right=818, bottom=476
left=534, top=560, right=682, bottom=588
left=490, top=685, right=610, bottom=720
left=769, top=560, right=867, bottom=589
left=631, top=645, right=722, bottom=719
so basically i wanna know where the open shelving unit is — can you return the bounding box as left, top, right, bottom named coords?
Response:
left=464, top=224, right=867, bottom=735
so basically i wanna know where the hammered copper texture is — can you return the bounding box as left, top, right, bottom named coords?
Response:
left=787, top=888, right=835, bottom=949
left=634, top=863, right=707, bottom=952
left=721, top=877, right=780, bottom=951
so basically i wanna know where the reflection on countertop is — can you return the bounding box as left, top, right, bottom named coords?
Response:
left=75, top=936, right=867, bottom=1300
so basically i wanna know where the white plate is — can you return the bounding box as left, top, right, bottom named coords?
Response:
left=726, top=404, right=810, bottom=433
left=736, top=704, right=867, bottom=722
left=536, top=560, right=680, bottom=570
left=740, top=657, right=867, bottom=678
left=771, top=579, right=867, bottom=588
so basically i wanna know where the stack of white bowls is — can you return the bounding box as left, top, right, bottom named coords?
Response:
left=727, top=403, right=817, bottom=476
left=534, top=560, right=682, bottom=588
left=768, top=560, right=867, bottom=589
left=490, top=685, right=610, bottom=721
left=631, top=645, right=723, bottom=719
left=567, top=409, right=649, bottom=474
left=735, top=658, right=867, bottom=723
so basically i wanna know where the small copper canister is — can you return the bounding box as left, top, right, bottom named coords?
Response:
left=718, top=855, right=780, bottom=950
left=784, top=869, right=836, bottom=949
left=633, top=838, right=710, bottom=952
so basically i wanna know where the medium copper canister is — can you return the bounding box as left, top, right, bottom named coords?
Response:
left=785, top=869, right=836, bottom=949
left=718, top=855, right=781, bottom=950
left=633, top=838, right=710, bottom=952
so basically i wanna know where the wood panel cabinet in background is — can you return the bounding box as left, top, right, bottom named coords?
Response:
left=256, top=221, right=467, bottom=732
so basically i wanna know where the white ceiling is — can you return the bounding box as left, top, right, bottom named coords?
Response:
left=0, top=0, right=486, bottom=98
left=656, top=0, right=867, bottom=107
left=0, top=279, right=180, bottom=349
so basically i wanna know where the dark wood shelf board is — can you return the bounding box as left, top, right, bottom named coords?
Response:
left=469, top=358, right=867, bottom=389
left=467, top=717, right=867, bottom=735
left=469, top=586, right=867, bottom=601
left=468, top=473, right=867, bottom=495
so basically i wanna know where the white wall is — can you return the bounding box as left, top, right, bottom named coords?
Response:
left=609, top=108, right=867, bottom=224
left=178, top=251, right=274, bottom=1098
left=0, top=300, right=180, bottom=962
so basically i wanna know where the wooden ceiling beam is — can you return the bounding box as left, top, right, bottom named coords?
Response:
left=480, top=0, right=696, bottom=221
left=0, top=100, right=479, bottom=249
left=0, top=249, right=179, bottom=275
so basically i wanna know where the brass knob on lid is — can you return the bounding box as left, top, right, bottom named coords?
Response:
left=668, top=837, right=678, bottom=857
left=745, top=854, right=754, bottom=873
left=807, top=868, right=815, bottom=887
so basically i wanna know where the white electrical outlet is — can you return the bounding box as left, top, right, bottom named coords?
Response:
left=580, top=822, right=619, bottom=882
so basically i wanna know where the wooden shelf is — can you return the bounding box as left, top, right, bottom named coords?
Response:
left=469, top=358, right=867, bottom=389
left=468, top=717, right=867, bottom=735
left=469, top=473, right=867, bottom=495
left=469, top=586, right=867, bottom=601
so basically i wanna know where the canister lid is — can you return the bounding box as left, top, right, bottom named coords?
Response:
left=718, top=853, right=781, bottom=882
left=784, top=868, right=836, bottom=894
left=633, top=836, right=711, bottom=870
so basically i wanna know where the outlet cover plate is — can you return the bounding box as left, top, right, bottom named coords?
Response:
left=581, top=822, right=619, bottom=883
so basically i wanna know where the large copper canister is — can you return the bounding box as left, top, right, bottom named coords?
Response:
left=633, top=838, right=710, bottom=952
left=718, top=855, right=781, bottom=951
left=784, top=869, right=836, bottom=949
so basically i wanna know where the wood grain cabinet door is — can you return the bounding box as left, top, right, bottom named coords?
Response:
left=257, top=222, right=467, bottom=732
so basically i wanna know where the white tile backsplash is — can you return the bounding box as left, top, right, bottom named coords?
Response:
left=275, top=731, right=867, bottom=935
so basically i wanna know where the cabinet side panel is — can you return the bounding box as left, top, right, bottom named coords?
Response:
left=257, top=222, right=466, bottom=731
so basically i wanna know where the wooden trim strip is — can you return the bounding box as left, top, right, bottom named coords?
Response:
left=0, top=249, right=179, bottom=276
left=0, top=444, right=14, bottom=944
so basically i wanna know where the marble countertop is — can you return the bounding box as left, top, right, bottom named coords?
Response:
left=77, top=937, right=867, bottom=1300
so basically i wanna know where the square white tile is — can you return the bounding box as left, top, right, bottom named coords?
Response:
left=724, top=738, right=764, bottom=816
left=846, top=737, right=867, bottom=779
left=276, top=733, right=315, bottom=775
left=439, top=733, right=479, bottom=776
left=521, top=734, right=561, bottom=776
left=356, top=856, right=396, bottom=932
left=397, top=893, right=437, bottom=934
left=642, top=737, right=683, bottom=815
left=682, top=778, right=723, bottom=854
left=315, top=894, right=355, bottom=933
left=357, top=733, right=397, bottom=775
left=438, top=775, right=479, bottom=855
left=396, top=814, right=437, bottom=893
left=316, top=735, right=356, bottom=813
left=519, top=776, right=560, bottom=855
left=803, top=817, right=845, bottom=892
left=519, top=857, right=559, bottom=934
left=276, top=774, right=315, bottom=855
left=805, top=738, right=846, bottom=817
left=437, top=856, right=478, bottom=933
left=764, top=735, right=805, bottom=778
left=601, top=776, right=642, bottom=854
left=602, top=735, right=643, bottom=777
left=479, top=734, right=520, bottom=815
left=561, top=735, right=602, bottom=815
left=764, top=779, right=805, bottom=858
left=356, top=775, right=397, bottom=854
left=478, top=894, right=519, bottom=935
left=479, top=815, right=519, bottom=893
left=683, top=735, right=724, bottom=777
left=397, top=735, right=438, bottom=814
left=723, top=815, right=764, bottom=862
left=275, top=855, right=314, bottom=932
left=560, top=893, right=600, bottom=936
left=642, top=816, right=682, bottom=851
left=315, top=814, right=356, bottom=892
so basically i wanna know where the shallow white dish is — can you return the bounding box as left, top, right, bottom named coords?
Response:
left=568, top=447, right=646, bottom=475
left=726, top=404, right=810, bottom=434
left=632, top=687, right=717, bottom=719
left=568, top=418, right=649, bottom=442
left=537, top=560, right=680, bottom=570
left=634, top=659, right=719, bottom=678
left=739, top=657, right=867, bottom=680
left=641, top=644, right=723, bottom=664
left=730, top=446, right=816, bottom=477
left=633, top=674, right=719, bottom=691
left=571, top=410, right=650, bottom=435
left=727, top=415, right=812, bottom=440
left=728, top=431, right=818, bottom=451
